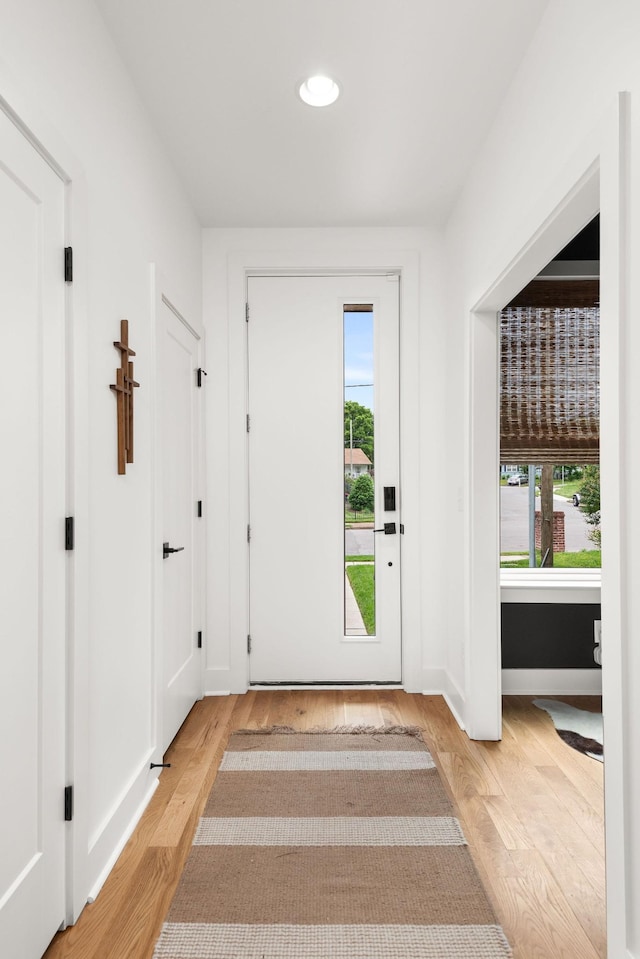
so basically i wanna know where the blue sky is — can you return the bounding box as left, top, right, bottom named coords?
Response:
left=344, top=310, right=374, bottom=411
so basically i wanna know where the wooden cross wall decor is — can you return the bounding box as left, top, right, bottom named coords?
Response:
left=110, top=319, right=140, bottom=475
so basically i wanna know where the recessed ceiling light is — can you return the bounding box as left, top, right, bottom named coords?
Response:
left=298, top=75, right=340, bottom=107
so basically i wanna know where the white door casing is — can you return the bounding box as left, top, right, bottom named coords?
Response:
left=158, top=294, right=203, bottom=750
left=0, top=110, right=67, bottom=957
left=247, top=274, right=401, bottom=683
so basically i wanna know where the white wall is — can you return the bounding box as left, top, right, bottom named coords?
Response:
left=444, top=2, right=640, bottom=954
left=201, top=228, right=452, bottom=699
left=0, top=0, right=202, bottom=920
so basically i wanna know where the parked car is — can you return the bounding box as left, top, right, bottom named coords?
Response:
left=507, top=473, right=528, bottom=486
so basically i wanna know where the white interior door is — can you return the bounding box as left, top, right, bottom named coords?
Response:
left=0, top=112, right=67, bottom=956
left=248, top=274, right=401, bottom=683
left=159, top=297, right=202, bottom=750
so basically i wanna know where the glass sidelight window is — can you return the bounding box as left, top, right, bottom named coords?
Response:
left=343, top=306, right=375, bottom=636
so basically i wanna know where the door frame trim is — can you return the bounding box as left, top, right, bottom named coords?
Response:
left=217, top=249, right=422, bottom=694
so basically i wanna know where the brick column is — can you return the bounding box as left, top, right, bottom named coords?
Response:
left=535, top=511, right=565, bottom=553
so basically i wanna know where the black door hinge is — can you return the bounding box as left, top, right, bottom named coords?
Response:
left=246, top=414, right=250, bottom=433
left=65, top=517, right=74, bottom=551
left=64, top=785, right=73, bottom=822
left=197, top=630, right=202, bottom=649
left=247, top=524, right=251, bottom=543
left=64, top=247, right=73, bottom=283
left=197, top=500, right=203, bottom=517
left=196, top=368, right=207, bottom=388
left=245, top=303, right=250, bottom=322
left=247, top=634, right=252, bottom=654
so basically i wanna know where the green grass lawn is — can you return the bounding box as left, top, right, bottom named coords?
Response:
left=345, top=555, right=374, bottom=563
left=552, top=479, right=584, bottom=499
left=346, top=564, right=375, bottom=634
left=501, top=549, right=601, bottom=569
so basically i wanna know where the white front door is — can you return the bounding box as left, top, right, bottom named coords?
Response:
left=248, top=274, right=401, bottom=683
left=159, top=296, right=202, bottom=750
left=0, top=111, right=67, bottom=956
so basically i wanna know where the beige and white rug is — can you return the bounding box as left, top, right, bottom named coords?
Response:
left=152, top=727, right=512, bottom=958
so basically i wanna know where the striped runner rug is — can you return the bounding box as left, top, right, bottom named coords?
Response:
left=152, top=727, right=512, bottom=958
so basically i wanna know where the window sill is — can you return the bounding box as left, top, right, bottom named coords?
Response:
left=500, top=568, right=601, bottom=604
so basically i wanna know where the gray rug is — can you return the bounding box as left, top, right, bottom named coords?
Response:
left=533, top=699, right=603, bottom=762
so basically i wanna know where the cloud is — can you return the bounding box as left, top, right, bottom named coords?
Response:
left=345, top=364, right=374, bottom=385
left=344, top=353, right=373, bottom=383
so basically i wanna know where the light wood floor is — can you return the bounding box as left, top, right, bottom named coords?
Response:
left=44, top=691, right=605, bottom=959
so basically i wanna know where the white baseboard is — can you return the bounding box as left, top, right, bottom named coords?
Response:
left=203, top=689, right=232, bottom=696
left=442, top=691, right=466, bottom=730
left=86, top=777, right=158, bottom=904
left=502, top=668, right=602, bottom=695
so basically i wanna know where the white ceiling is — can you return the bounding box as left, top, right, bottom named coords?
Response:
left=95, top=0, right=549, bottom=228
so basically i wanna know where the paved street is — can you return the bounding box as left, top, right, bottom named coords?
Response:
left=500, top=486, right=593, bottom=553
left=345, top=492, right=594, bottom=557
left=345, top=528, right=374, bottom=555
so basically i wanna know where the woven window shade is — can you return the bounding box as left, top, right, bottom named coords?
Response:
left=500, top=305, right=600, bottom=464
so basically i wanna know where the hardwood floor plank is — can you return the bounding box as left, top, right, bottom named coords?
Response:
left=477, top=737, right=558, bottom=801
left=151, top=697, right=236, bottom=847
left=228, top=690, right=258, bottom=729
left=495, top=849, right=602, bottom=959
left=377, top=687, right=415, bottom=727
left=436, top=746, right=505, bottom=800
left=483, top=794, right=533, bottom=851
left=98, top=848, right=182, bottom=959
left=456, top=794, right=523, bottom=881
left=416, top=694, right=466, bottom=752
left=342, top=688, right=386, bottom=726
left=533, top=768, right=604, bottom=856
left=243, top=688, right=274, bottom=728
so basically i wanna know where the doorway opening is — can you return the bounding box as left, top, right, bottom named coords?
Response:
left=499, top=215, right=602, bottom=680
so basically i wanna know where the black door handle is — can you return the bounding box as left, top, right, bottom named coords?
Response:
left=373, top=523, right=396, bottom=535
left=163, top=542, right=185, bottom=559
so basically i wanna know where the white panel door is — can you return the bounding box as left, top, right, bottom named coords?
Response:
left=0, top=112, right=67, bottom=956
left=159, top=297, right=202, bottom=750
left=248, top=274, right=401, bottom=683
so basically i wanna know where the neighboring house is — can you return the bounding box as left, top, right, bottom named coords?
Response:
left=344, top=447, right=372, bottom=478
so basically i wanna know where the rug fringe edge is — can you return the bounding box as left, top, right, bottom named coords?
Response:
left=231, top=724, right=424, bottom=737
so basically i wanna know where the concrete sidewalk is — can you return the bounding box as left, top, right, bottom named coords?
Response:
left=345, top=566, right=368, bottom=636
